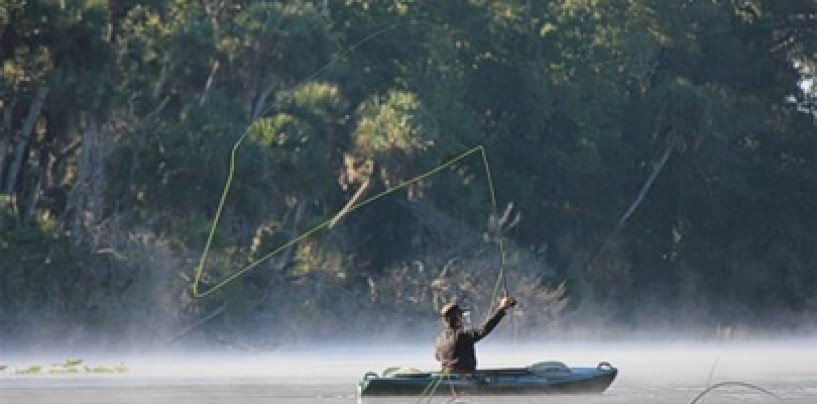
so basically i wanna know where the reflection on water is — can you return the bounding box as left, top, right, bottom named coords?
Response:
left=1, top=342, right=816, bottom=403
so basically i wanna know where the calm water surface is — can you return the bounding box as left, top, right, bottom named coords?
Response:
left=2, top=342, right=816, bottom=403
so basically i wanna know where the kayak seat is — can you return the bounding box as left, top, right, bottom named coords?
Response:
left=528, top=361, right=572, bottom=377
left=382, top=366, right=430, bottom=378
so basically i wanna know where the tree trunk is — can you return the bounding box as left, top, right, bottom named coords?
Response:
left=617, top=143, right=674, bottom=228
left=199, top=59, right=220, bottom=106
left=586, top=140, right=677, bottom=274
left=277, top=199, right=307, bottom=271
left=4, top=86, right=48, bottom=195
left=153, top=55, right=171, bottom=99
left=106, top=0, right=139, bottom=44
left=0, top=97, right=16, bottom=192
left=253, top=81, right=276, bottom=119
left=329, top=177, right=370, bottom=228
left=22, top=174, right=41, bottom=223
left=66, top=113, right=106, bottom=245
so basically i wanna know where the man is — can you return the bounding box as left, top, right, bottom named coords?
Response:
left=434, top=296, right=515, bottom=373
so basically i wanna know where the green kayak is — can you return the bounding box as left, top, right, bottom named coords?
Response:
left=358, top=361, right=617, bottom=397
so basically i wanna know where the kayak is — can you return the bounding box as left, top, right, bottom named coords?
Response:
left=358, top=361, right=617, bottom=397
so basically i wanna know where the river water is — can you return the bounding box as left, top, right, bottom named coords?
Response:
left=1, top=342, right=816, bottom=403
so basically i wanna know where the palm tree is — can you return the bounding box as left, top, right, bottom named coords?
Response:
left=617, top=78, right=712, bottom=228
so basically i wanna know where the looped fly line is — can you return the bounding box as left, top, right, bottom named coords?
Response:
left=191, top=144, right=509, bottom=301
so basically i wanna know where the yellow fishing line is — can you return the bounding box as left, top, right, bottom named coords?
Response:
left=188, top=22, right=513, bottom=332
left=417, top=369, right=446, bottom=401
left=192, top=144, right=509, bottom=299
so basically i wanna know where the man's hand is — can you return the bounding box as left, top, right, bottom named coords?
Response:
left=499, top=296, right=516, bottom=310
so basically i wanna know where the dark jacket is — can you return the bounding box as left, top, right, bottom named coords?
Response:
left=434, top=308, right=506, bottom=372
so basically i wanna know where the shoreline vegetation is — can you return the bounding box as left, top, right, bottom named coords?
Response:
left=1, top=1, right=815, bottom=351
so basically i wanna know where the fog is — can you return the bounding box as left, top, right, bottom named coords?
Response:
left=2, top=339, right=817, bottom=403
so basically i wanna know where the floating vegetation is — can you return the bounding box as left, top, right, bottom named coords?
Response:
left=86, top=364, right=128, bottom=374
left=63, top=358, right=83, bottom=367
left=0, top=358, right=127, bottom=376
left=17, top=365, right=43, bottom=375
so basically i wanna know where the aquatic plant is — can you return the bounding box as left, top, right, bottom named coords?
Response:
left=17, top=365, right=43, bottom=375
left=63, top=358, right=83, bottom=367
left=0, top=359, right=128, bottom=376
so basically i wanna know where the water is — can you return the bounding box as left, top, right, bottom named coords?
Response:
left=2, top=342, right=816, bottom=403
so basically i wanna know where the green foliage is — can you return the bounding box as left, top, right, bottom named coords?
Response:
left=247, top=81, right=345, bottom=198
left=218, top=2, right=329, bottom=85
left=643, top=78, right=714, bottom=151
left=351, top=90, right=438, bottom=183
left=0, top=0, right=815, bottom=348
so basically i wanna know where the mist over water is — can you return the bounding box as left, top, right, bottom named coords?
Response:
left=2, top=339, right=817, bottom=403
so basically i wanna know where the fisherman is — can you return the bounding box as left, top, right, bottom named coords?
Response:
left=435, top=296, right=515, bottom=373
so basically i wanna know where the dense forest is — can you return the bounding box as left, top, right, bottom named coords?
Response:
left=1, top=0, right=815, bottom=351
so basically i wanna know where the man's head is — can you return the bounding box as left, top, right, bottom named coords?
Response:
left=440, top=303, right=464, bottom=328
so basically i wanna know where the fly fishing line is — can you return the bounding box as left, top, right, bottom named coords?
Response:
left=192, top=145, right=509, bottom=302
